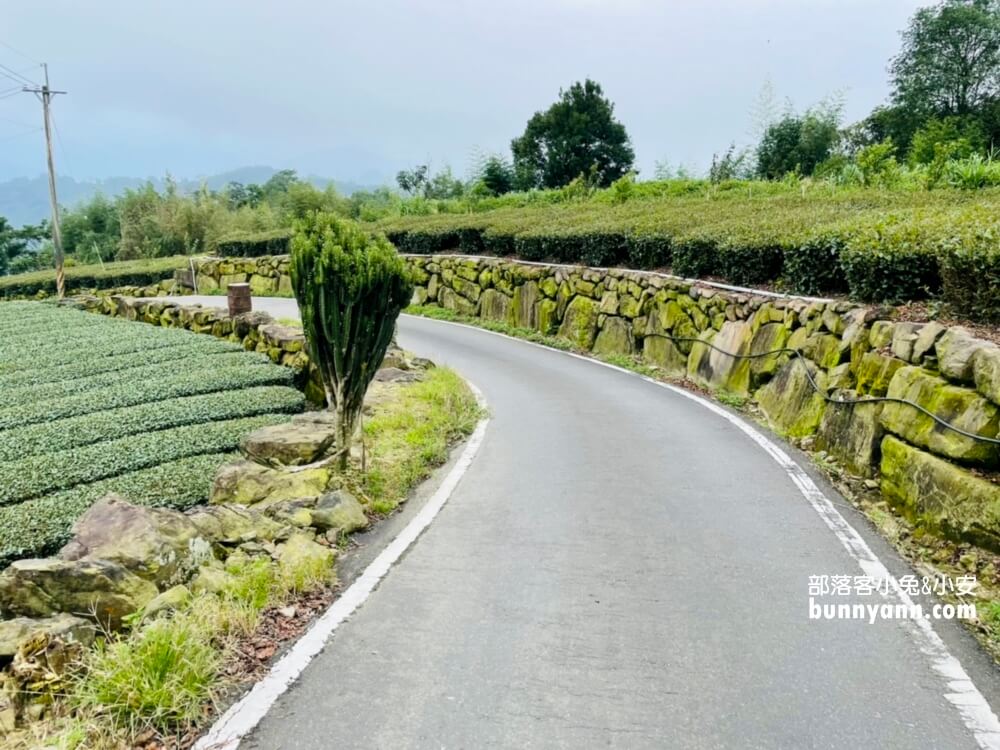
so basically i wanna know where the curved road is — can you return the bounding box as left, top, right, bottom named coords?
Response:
left=180, top=297, right=1000, bottom=749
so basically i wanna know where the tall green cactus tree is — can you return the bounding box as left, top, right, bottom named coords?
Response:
left=290, top=213, right=414, bottom=469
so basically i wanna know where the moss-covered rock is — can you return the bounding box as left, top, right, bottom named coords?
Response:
left=855, top=352, right=906, bottom=396
left=973, top=345, right=1000, bottom=406
left=938, top=327, right=989, bottom=383
left=240, top=421, right=337, bottom=467
left=0, top=559, right=158, bottom=630
left=311, top=490, right=368, bottom=534
left=537, top=299, right=558, bottom=335
left=880, top=435, right=1000, bottom=551
left=479, top=289, right=512, bottom=322
left=509, top=281, right=541, bottom=329
left=643, top=335, right=687, bottom=376
left=209, top=459, right=331, bottom=505
left=249, top=274, right=277, bottom=296
left=868, top=320, right=894, bottom=349
left=558, top=296, right=599, bottom=349
left=59, top=496, right=211, bottom=588
left=748, top=322, right=790, bottom=384
left=440, top=287, right=477, bottom=316
left=880, top=366, right=999, bottom=466
left=757, top=358, right=828, bottom=437
left=803, top=332, right=848, bottom=369
left=686, top=321, right=754, bottom=394
left=815, top=394, right=884, bottom=477
left=592, top=316, right=634, bottom=356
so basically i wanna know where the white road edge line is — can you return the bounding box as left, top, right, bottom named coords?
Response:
left=193, top=381, right=490, bottom=750
left=405, top=314, right=1000, bottom=750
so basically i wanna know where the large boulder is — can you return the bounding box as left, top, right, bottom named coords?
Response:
left=60, top=495, right=212, bottom=587
left=937, top=327, right=989, bottom=383
left=855, top=352, right=906, bottom=396
left=210, top=459, right=331, bottom=505
left=186, top=505, right=290, bottom=547
left=592, top=317, right=634, bottom=356
left=881, top=435, right=1000, bottom=551
left=880, top=366, right=999, bottom=466
left=312, top=490, right=369, bottom=534
left=748, top=322, right=790, bottom=385
left=973, top=345, right=1000, bottom=406
left=756, top=358, right=828, bottom=437
left=0, top=614, right=95, bottom=664
left=815, top=394, right=884, bottom=478
left=642, top=335, right=687, bottom=376
left=508, top=281, right=540, bottom=329
left=686, top=321, right=754, bottom=395
left=479, top=289, right=511, bottom=323
left=240, top=421, right=337, bottom=467
left=276, top=534, right=336, bottom=587
left=558, top=296, right=599, bottom=349
left=0, top=559, right=157, bottom=629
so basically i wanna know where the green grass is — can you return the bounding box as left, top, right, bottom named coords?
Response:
left=0, top=301, right=305, bottom=562
left=0, top=255, right=189, bottom=299
left=360, top=365, right=482, bottom=514
left=62, top=547, right=335, bottom=745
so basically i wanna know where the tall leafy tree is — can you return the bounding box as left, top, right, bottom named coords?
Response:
left=891, top=0, right=1000, bottom=117
left=755, top=108, right=840, bottom=179
left=511, top=79, right=634, bottom=190
left=0, top=218, right=45, bottom=276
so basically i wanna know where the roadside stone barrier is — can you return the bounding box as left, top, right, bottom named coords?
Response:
left=89, top=252, right=1000, bottom=551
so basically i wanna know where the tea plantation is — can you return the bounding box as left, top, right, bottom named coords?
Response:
left=0, top=302, right=305, bottom=565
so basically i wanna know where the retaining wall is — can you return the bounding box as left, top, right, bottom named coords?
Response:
left=150, top=254, right=1000, bottom=550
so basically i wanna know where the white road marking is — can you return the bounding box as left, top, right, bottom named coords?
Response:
left=405, top=314, right=1000, bottom=750
left=193, top=382, right=490, bottom=750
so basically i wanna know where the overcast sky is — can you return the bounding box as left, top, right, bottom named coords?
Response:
left=1, top=0, right=925, bottom=186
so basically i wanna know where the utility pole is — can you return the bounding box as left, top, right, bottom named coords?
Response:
left=23, top=65, right=66, bottom=297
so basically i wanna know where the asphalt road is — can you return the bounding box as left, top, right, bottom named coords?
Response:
left=176, top=296, right=1000, bottom=749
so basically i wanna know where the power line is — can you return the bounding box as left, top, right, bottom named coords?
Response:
left=0, top=38, right=41, bottom=66
left=0, top=61, right=37, bottom=87
left=0, top=126, right=41, bottom=142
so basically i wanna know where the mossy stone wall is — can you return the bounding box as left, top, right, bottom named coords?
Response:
left=178, top=253, right=1000, bottom=550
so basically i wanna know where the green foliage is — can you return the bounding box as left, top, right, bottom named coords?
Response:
left=75, top=610, right=221, bottom=734
left=838, top=213, right=943, bottom=302
left=0, top=216, right=47, bottom=276
left=0, top=255, right=189, bottom=298
left=511, top=79, right=635, bottom=190
left=938, top=206, right=1000, bottom=320
left=756, top=108, right=841, bottom=179
left=290, top=214, right=413, bottom=466
left=909, top=116, right=985, bottom=165
left=380, top=184, right=1000, bottom=314
left=0, top=453, right=228, bottom=566
left=215, top=228, right=292, bottom=257
left=0, top=303, right=305, bottom=562
left=361, top=366, right=482, bottom=513
left=0, top=386, right=302, bottom=463
left=891, top=0, right=1000, bottom=117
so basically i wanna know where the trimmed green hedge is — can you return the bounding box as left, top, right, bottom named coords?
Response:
left=0, top=302, right=308, bottom=562
left=0, top=386, right=303, bottom=462
left=0, top=256, right=189, bottom=298
left=215, top=229, right=292, bottom=257
left=379, top=188, right=1000, bottom=318
left=0, top=453, right=231, bottom=566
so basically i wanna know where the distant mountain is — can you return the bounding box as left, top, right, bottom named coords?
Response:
left=0, top=167, right=379, bottom=227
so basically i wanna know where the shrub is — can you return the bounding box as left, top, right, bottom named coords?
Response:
left=783, top=235, right=849, bottom=295
left=626, top=234, right=671, bottom=269
left=938, top=216, right=1000, bottom=322
left=0, top=256, right=190, bottom=298
left=839, top=215, right=942, bottom=302
left=215, top=228, right=292, bottom=257
left=290, top=213, right=413, bottom=468
left=671, top=236, right=719, bottom=278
